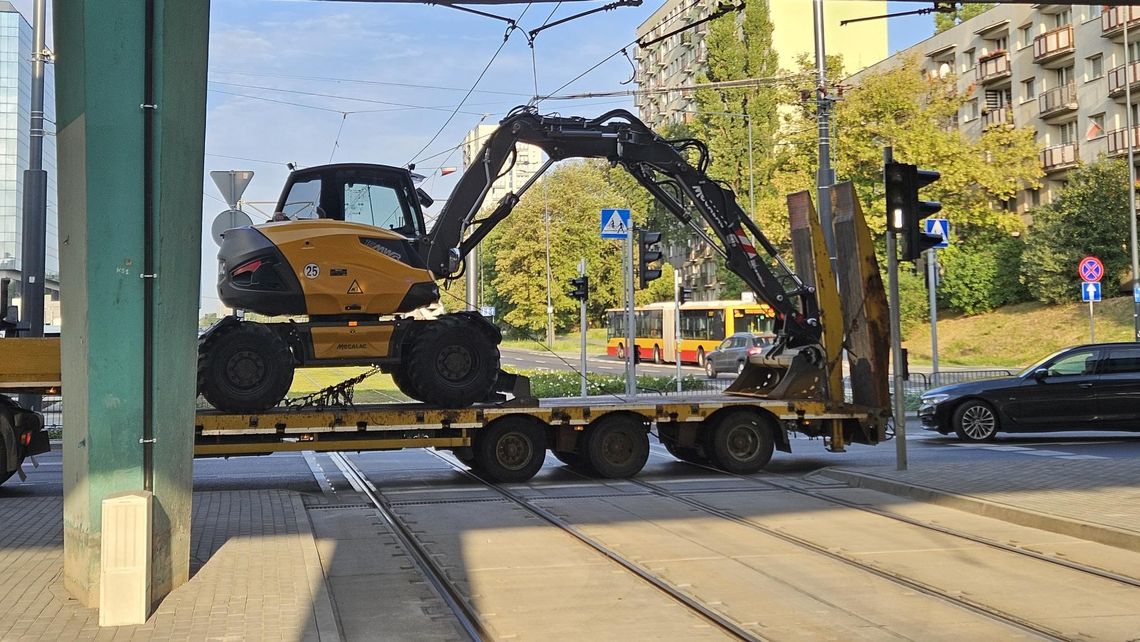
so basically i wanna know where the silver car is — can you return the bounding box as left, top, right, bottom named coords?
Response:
left=705, top=333, right=774, bottom=378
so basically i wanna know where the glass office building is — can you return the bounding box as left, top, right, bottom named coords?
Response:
left=0, top=1, right=58, bottom=320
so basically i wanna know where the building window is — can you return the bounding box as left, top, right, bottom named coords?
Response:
left=1052, top=9, right=1072, bottom=29
left=1019, top=24, right=1034, bottom=49
left=1090, top=113, right=1106, bottom=139
left=1087, top=5, right=1103, bottom=21
left=964, top=99, right=979, bottom=122
left=985, top=88, right=1011, bottom=110
left=1030, top=189, right=1041, bottom=208
left=1022, top=77, right=1036, bottom=102
left=1129, top=41, right=1140, bottom=64
left=992, top=35, right=1008, bottom=53
left=1087, top=54, right=1104, bottom=81
left=1056, top=65, right=1074, bottom=87
left=962, top=48, right=976, bottom=72
left=1058, top=120, right=1078, bottom=145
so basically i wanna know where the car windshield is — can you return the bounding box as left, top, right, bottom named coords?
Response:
left=1017, top=348, right=1073, bottom=377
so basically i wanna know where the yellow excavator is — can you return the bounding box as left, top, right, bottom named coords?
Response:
left=198, top=105, right=882, bottom=415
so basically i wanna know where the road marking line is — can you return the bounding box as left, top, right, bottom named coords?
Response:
left=302, top=450, right=337, bottom=494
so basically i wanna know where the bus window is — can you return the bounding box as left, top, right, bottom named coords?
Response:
left=607, top=311, right=626, bottom=338
left=709, top=310, right=725, bottom=341
left=735, top=312, right=773, bottom=335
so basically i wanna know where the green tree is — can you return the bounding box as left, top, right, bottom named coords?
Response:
left=485, top=161, right=652, bottom=333
left=935, top=3, right=995, bottom=34
left=1020, top=159, right=1132, bottom=304
left=937, top=235, right=1030, bottom=315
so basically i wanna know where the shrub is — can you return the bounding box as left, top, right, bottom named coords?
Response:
left=517, top=370, right=711, bottom=398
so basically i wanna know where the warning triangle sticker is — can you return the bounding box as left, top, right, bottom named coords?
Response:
left=347, top=280, right=363, bottom=294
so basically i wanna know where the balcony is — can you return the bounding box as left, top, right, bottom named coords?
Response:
left=1102, top=5, right=1140, bottom=40
left=1038, top=83, right=1078, bottom=118
left=981, top=106, right=1013, bottom=130
left=1033, top=24, right=1074, bottom=65
left=976, top=51, right=1011, bottom=84
left=1040, top=142, right=1078, bottom=173
left=1107, top=127, right=1140, bottom=157
left=1108, top=61, right=1140, bottom=98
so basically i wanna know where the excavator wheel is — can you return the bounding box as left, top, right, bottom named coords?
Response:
left=198, top=321, right=295, bottom=413
left=389, top=364, right=421, bottom=401
left=405, top=315, right=500, bottom=407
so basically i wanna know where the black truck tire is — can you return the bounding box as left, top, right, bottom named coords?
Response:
left=706, top=410, right=775, bottom=474
left=389, top=365, right=421, bottom=400
left=406, top=315, right=499, bottom=407
left=198, top=322, right=295, bottom=413
left=473, top=416, right=546, bottom=483
left=584, top=414, right=650, bottom=479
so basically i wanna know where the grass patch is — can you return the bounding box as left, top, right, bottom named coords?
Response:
left=501, top=328, right=609, bottom=353
left=904, top=295, right=1136, bottom=368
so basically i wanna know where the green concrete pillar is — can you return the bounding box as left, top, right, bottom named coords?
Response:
left=54, top=0, right=209, bottom=609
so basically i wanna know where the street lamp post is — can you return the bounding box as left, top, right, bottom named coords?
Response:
left=1125, top=16, right=1140, bottom=341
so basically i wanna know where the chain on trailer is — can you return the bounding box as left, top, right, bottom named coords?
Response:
left=283, top=366, right=383, bottom=411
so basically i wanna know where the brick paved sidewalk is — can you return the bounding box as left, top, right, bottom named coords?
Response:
left=819, top=458, right=1140, bottom=552
left=0, top=490, right=338, bottom=641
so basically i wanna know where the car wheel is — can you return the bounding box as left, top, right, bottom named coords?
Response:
left=736, top=360, right=745, bottom=374
left=705, top=360, right=717, bottom=379
left=952, top=400, right=998, bottom=442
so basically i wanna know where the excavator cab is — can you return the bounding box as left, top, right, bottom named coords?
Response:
left=274, top=163, right=428, bottom=239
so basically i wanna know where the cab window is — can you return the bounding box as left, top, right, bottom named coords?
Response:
left=280, top=177, right=322, bottom=219
left=1046, top=350, right=1098, bottom=376
left=343, top=178, right=418, bottom=237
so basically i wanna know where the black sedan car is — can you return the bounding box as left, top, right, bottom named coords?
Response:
left=919, top=342, right=1140, bottom=442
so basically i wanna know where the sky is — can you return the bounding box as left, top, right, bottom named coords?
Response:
left=4, top=0, right=935, bottom=312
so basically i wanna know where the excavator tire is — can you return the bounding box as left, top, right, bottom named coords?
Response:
left=389, top=366, right=421, bottom=401
left=405, top=315, right=500, bottom=407
left=198, top=321, right=295, bottom=413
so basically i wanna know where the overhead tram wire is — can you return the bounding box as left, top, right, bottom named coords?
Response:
left=407, top=3, right=535, bottom=167
left=208, top=81, right=492, bottom=116
left=208, top=69, right=535, bottom=98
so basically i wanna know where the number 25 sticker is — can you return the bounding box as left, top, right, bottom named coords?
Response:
left=303, top=263, right=320, bottom=279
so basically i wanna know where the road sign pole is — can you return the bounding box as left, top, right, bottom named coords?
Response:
left=579, top=258, right=588, bottom=398
left=927, top=249, right=939, bottom=381
left=625, top=228, right=637, bottom=396
left=1089, top=298, right=1096, bottom=343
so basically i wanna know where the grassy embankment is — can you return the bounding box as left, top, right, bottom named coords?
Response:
left=904, top=296, right=1136, bottom=368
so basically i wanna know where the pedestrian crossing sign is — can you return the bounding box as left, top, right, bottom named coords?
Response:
left=600, top=208, right=631, bottom=239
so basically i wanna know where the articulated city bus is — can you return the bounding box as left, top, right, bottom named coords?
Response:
left=605, top=300, right=775, bottom=365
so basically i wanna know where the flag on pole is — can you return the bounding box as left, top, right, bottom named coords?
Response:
left=1086, top=119, right=1104, bottom=141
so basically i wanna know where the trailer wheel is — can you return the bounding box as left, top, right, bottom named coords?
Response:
left=198, top=322, right=294, bottom=413
left=473, top=417, right=546, bottom=483
left=407, top=315, right=499, bottom=407
left=584, top=414, right=649, bottom=479
left=0, top=430, right=11, bottom=485
left=707, top=410, right=774, bottom=474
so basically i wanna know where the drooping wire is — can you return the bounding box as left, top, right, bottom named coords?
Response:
left=407, top=3, right=534, bottom=167
left=329, top=112, right=348, bottom=163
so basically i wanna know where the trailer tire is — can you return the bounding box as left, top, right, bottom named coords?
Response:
left=407, top=315, right=499, bottom=407
left=198, top=322, right=294, bottom=413
left=473, top=417, right=546, bottom=483
left=584, top=414, right=649, bottom=479
left=707, top=410, right=774, bottom=474
left=0, top=432, right=11, bottom=485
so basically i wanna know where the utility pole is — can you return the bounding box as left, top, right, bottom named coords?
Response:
left=1124, top=16, right=1140, bottom=342
left=465, top=244, right=478, bottom=312
left=674, top=271, right=682, bottom=393
left=544, top=204, right=555, bottom=348
left=625, top=228, right=637, bottom=396
left=813, top=0, right=838, bottom=268
left=578, top=259, right=588, bottom=398
left=18, top=0, right=47, bottom=412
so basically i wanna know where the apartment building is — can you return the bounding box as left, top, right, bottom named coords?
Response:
left=634, top=0, right=886, bottom=129
left=851, top=4, right=1140, bottom=213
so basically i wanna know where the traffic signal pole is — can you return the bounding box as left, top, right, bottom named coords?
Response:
left=625, top=229, right=636, bottom=396
left=674, top=272, right=682, bottom=393
left=579, top=259, right=588, bottom=398
left=885, top=147, right=908, bottom=471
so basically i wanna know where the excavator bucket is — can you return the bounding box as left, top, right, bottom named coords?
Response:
left=726, top=190, right=838, bottom=403
left=724, top=348, right=824, bottom=399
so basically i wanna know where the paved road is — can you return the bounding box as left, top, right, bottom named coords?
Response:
left=501, top=346, right=706, bottom=377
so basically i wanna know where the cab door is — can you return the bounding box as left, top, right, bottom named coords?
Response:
left=1005, top=347, right=1102, bottom=429
left=1094, top=345, right=1140, bottom=428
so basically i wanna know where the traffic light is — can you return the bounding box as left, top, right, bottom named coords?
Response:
left=637, top=229, right=663, bottom=289
left=677, top=285, right=692, bottom=304
left=568, top=275, right=589, bottom=301
left=884, top=160, right=943, bottom=261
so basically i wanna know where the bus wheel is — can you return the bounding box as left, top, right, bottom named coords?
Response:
left=617, top=343, right=626, bottom=360
left=653, top=346, right=662, bottom=364
left=697, top=347, right=706, bottom=367
left=585, top=414, right=650, bottom=479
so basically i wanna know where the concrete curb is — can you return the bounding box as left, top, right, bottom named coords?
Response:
left=290, top=493, right=341, bottom=641
left=817, top=468, right=1140, bottom=554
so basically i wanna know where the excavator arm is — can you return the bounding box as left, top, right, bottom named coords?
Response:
left=426, top=106, right=822, bottom=352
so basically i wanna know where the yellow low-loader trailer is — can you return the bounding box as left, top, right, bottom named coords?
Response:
left=1, top=334, right=881, bottom=484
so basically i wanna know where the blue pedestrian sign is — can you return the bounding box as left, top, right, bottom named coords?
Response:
left=600, top=208, right=631, bottom=239
left=1082, top=282, right=1102, bottom=302
left=924, top=218, right=949, bottom=249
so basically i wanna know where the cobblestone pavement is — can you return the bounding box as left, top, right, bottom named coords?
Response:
left=0, top=490, right=337, bottom=641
